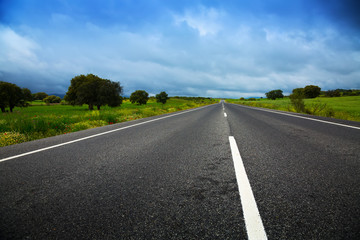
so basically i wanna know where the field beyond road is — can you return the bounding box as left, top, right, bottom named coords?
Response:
left=0, top=98, right=217, bottom=147
left=226, top=96, right=360, bottom=122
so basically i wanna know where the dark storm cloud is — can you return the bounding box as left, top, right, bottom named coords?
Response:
left=322, top=0, right=360, bottom=29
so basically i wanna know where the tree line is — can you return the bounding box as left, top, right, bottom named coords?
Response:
left=0, top=74, right=170, bottom=112
left=264, top=85, right=322, bottom=112
left=264, top=85, right=360, bottom=113
left=265, top=85, right=360, bottom=100
left=265, top=85, right=321, bottom=100
left=64, top=74, right=169, bottom=110
left=0, top=81, right=65, bottom=112
left=322, top=89, right=360, bottom=97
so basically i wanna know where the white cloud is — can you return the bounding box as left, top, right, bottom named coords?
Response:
left=174, top=6, right=224, bottom=36
left=1, top=7, right=360, bottom=97
left=0, top=26, right=45, bottom=71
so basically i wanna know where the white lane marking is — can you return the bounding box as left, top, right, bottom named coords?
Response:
left=229, top=103, right=360, bottom=130
left=229, top=136, right=267, bottom=240
left=224, top=112, right=227, bottom=117
left=0, top=105, right=214, bottom=163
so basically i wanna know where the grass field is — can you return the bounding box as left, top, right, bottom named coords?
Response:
left=226, top=96, right=360, bottom=122
left=0, top=98, right=217, bottom=147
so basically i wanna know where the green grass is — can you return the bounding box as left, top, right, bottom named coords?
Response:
left=0, top=98, right=217, bottom=147
left=227, top=96, right=360, bottom=122
left=29, top=100, right=47, bottom=105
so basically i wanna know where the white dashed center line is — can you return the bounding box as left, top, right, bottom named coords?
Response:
left=229, top=136, right=267, bottom=240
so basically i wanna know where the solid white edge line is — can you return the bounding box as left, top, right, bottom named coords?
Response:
left=229, top=136, right=267, bottom=240
left=229, top=103, right=360, bottom=130
left=0, top=104, right=214, bottom=163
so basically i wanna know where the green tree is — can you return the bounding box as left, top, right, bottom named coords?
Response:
left=292, top=88, right=304, bottom=96
left=44, top=95, right=62, bottom=104
left=18, top=88, right=33, bottom=107
left=304, top=85, right=321, bottom=98
left=98, top=81, right=123, bottom=108
left=22, top=88, right=33, bottom=102
left=64, top=74, right=123, bottom=110
left=265, top=89, right=284, bottom=100
left=33, top=92, right=48, bottom=100
left=0, top=81, right=23, bottom=112
left=130, top=90, right=149, bottom=105
left=156, top=91, right=169, bottom=104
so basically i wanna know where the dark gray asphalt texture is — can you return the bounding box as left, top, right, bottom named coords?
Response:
left=0, top=102, right=359, bottom=239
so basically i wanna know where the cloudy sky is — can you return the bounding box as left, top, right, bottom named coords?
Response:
left=1, top=0, right=359, bottom=98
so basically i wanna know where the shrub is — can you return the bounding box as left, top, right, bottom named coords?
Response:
left=156, top=91, right=169, bottom=104
left=130, top=90, right=149, bottom=105
left=290, top=89, right=305, bottom=113
left=307, top=102, right=328, bottom=115
left=44, top=95, right=62, bottom=104
left=33, top=92, right=48, bottom=100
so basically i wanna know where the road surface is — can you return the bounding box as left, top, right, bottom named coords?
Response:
left=1, top=102, right=359, bottom=239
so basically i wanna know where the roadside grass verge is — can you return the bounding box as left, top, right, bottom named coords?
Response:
left=226, top=96, right=360, bottom=122
left=0, top=98, right=217, bottom=147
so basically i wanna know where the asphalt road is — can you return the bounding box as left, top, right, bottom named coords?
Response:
left=0, top=102, right=359, bottom=239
